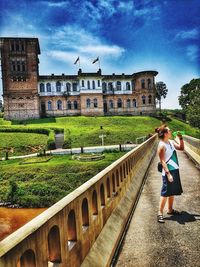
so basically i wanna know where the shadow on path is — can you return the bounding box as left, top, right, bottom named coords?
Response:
left=165, top=211, right=200, bottom=224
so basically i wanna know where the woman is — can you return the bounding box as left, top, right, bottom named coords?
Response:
left=155, top=125, right=184, bottom=223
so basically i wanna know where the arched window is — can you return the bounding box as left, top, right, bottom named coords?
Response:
left=48, top=226, right=61, bottom=264
left=106, top=177, right=111, bottom=198
left=19, top=249, right=36, bottom=267
left=74, top=100, right=78, bottom=109
left=116, top=81, right=121, bottom=90
left=82, top=80, right=84, bottom=87
left=67, top=210, right=77, bottom=249
left=92, top=80, right=95, bottom=89
left=98, top=80, right=100, bottom=87
left=40, top=83, right=45, bottom=92
left=148, top=95, right=152, bottom=104
left=48, top=101, right=52, bottom=111
left=127, top=99, right=131, bottom=108
left=67, top=101, right=72, bottom=110
left=147, top=78, right=151, bottom=89
left=57, top=100, right=62, bottom=110
left=142, top=95, right=146, bottom=105
left=56, top=81, right=61, bottom=92
left=109, top=100, right=114, bottom=109
left=117, top=98, right=122, bottom=108
left=100, top=184, right=105, bottom=206
left=141, top=79, right=145, bottom=89
left=72, top=83, right=77, bottom=91
left=126, top=82, right=130, bottom=90
left=87, top=80, right=90, bottom=89
left=86, top=98, right=91, bottom=108
left=133, top=99, right=137, bottom=108
left=102, top=82, right=107, bottom=92
left=92, top=190, right=98, bottom=215
left=112, top=173, right=116, bottom=192
left=94, top=98, right=98, bottom=108
left=82, top=198, right=89, bottom=229
left=108, top=82, right=113, bottom=91
left=46, top=83, right=51, bottom=92
left=66, top=83, right=71, bottom=92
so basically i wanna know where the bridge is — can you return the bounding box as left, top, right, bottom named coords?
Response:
left=0, top=135, right=199, bottom=267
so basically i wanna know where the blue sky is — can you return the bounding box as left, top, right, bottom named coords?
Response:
left=0, top=0, right=200, bottom=108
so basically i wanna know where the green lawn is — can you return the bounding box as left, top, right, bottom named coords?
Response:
left=0, top=132, right=48, bottom=157
left=0, top=152, right=125, bottom=207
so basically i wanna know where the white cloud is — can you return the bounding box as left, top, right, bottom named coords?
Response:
left=40, top=1, right=68, bottom=7
left=175, top=28, right=199, bottom=40
left=186, top=45, right=199, bottom=61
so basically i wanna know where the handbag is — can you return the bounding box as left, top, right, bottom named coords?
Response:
left=157, top=162, right=162, bottom=172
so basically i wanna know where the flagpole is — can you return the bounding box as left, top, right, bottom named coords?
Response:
left=79, top=57, right=81, bottom=69
left=98, top=57, right=100, bottom=69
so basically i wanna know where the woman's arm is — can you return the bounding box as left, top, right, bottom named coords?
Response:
left=158, top=145, right=173, bottom=182
left=173, top=135, right=184, bottom=151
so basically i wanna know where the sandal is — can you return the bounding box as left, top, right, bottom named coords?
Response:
left=157, top=214, right=165, bottom=223
left=167, top=209, right=181, bottom=215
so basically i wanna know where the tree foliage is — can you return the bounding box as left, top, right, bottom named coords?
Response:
left=155, top=81, right=168, bottom=112
left=179, top=79, right=200, bottom=128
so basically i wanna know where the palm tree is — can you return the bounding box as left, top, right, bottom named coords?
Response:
left=155, top=81, right=168, bottom=113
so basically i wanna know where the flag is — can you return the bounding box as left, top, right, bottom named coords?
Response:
left=92, top=57, right=99, bottom=64
left=74, top=57, right=79, bottom=64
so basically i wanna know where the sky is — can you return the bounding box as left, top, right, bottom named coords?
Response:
left=0, top=0, right=200, bottom=109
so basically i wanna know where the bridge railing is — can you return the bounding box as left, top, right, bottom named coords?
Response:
left=0, top=135, right=158, bottom=267
left=176, top=135, right=200, bottom=167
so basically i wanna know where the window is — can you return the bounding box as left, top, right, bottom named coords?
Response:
left=86, top=99, right=91, bottom=108
left=67, top=101, right=72, bottom=110
left=66, top=83, right=71, bottom=92
left=98, top=80, right=100, bottom=87
left=117, top=98, right=122, bottom=108
left=57, top=100, right=62, bottom=110
left=148, top=78, right=151, bottom=89
left=56, top=81, right=61, bottom=92
left=74, top=100, right=78, bottom=109
left=40, top=83, right=45, bottom=92
left=133, top=99, right=137, bottom=108
left=127, top=99, right=131, bottom=108
left=142, top=95, right=146, bottom=105
left=102, top=82, right=107, bottom=92
left=46, top=83, right=51, bottom=92
left=72, top=83, right=77, bottom=91
left=126, top=82, right=130, bottom=90
left=132, top=80, right=135, bottom=90
left=109, top=100, right=114, bottom=109
left=94, top=98, right=98, bottom=108
left=116, top=81, right=121, bottom=90
left=82, top=80, right=84, bottom=87
left=148, top=95, right=152, bottom=104
left=48, top=101, right=52, bottom=110
left=108, top=82, right=113, bottom=91
left=141, top=79, right=145, bottom=89
left=87, top=81, right=90, bottom=89
left=92, top=80, right=95, bottom=89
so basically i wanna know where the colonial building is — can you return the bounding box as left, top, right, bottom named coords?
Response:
left=0, top=37, right=158, bottom=120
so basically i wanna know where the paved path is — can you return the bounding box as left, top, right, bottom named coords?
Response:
left=55, top=133, right=64, bottom=149
left=116, top=151, right=200, bottom=267
left=0, top=144, right=137, bottom=160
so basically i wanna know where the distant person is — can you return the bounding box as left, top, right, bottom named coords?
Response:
left=155, top=125, right=184, bottom=223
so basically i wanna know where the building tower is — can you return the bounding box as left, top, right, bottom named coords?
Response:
left=0, top=37, right=40, bottom=120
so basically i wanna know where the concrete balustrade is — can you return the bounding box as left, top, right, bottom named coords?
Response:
left=0, top=135, right=157, bottom=267
left=176, top=135, right=200, bottom=167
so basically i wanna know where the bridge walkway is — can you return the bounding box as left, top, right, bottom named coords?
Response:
left=115, top=151, right=200, bottom=267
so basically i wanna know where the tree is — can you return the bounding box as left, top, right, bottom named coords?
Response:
left=155, top=81, right=168, bottom=113
left=179, top=79, right=200, bottom=128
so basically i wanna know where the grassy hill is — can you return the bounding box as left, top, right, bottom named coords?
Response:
left=0, top=116, right=199, bottom=157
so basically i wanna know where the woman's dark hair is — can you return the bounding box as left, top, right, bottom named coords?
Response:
left=155, top=124, right=169, bottom=139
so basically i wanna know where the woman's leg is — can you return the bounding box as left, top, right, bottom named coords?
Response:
left=167, top=196, right=174, bottom=213
left=158, top=196, right=167, bottom=215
